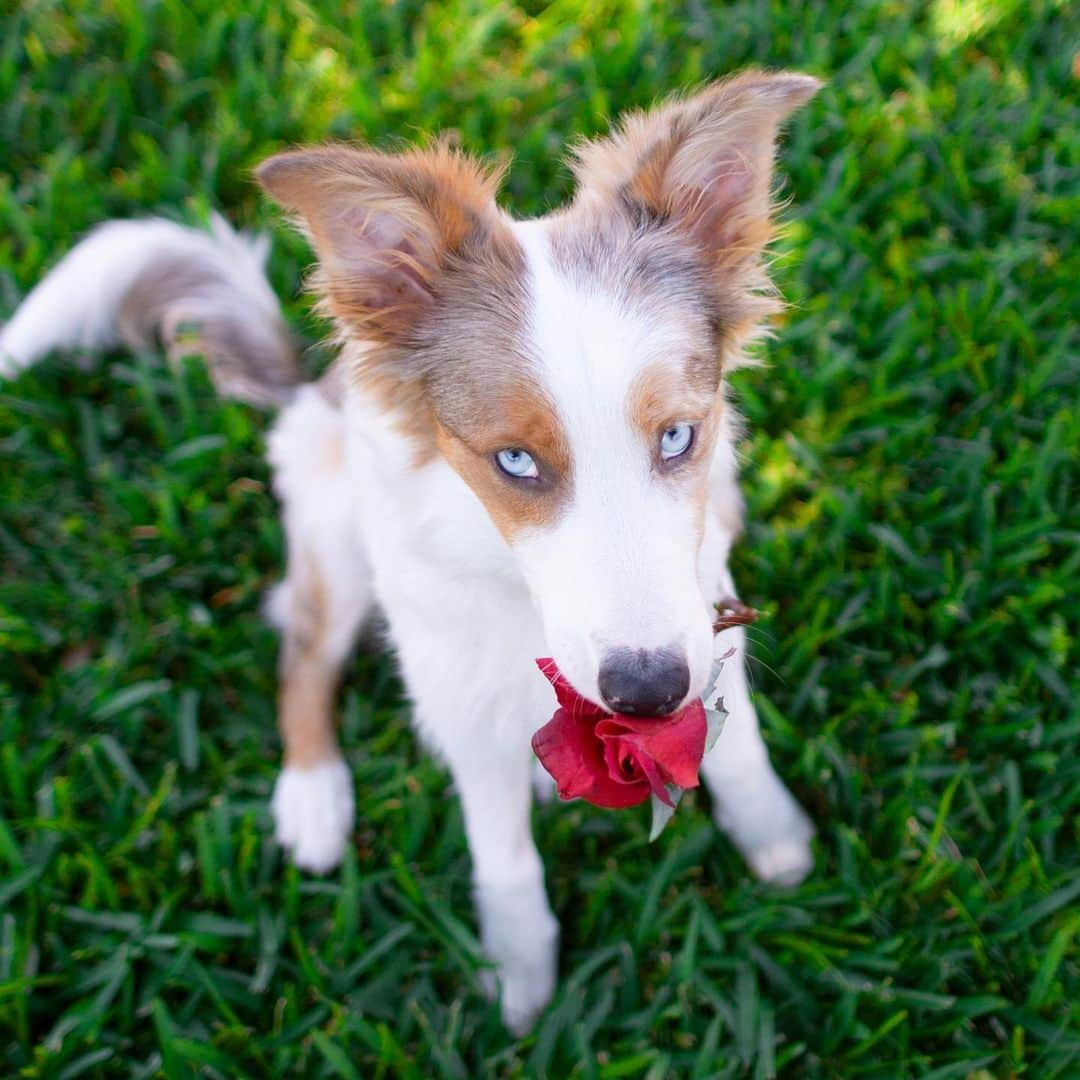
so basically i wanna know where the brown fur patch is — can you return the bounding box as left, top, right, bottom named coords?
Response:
left=628, top=361, right=722, bottom=470
left=277, top=554, right=341, bottom=768
left=367, top=211, right=531, bottom=462
left=257, top=141, right=509, bottom=342
left=279, top=654, right=340, bottom=768
left=629, top=360, right=718, bottom=447
left=433, top=379, right=572, bottom=542
left=258, top=140, right=529, bottom=459
left=557, top=70, right=820, bottom=369
left=627, top=359, right=726, bottom=539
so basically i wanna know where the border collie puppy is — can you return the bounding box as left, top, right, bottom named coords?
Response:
left=1, top=71, right=820, bottom=1032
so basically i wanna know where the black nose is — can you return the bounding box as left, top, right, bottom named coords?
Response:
left=598, top=648, right=690, bottom=716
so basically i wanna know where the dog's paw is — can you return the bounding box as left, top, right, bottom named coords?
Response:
left=475, top=877, right=559, bottom=1035
left=713, top=774, right=815, bottom=887
left=744, top=832, right=814, bottom=886
left=479, top=940, right=558, bottom=1036
left=480, top=959, right=557, bottom=1037
left=730, top=801, right=815, bottom=887
left=272, top=758, right=355, bottom=874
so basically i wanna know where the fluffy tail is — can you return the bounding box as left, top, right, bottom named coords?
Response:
left=0, top=214, right=302, bottom=407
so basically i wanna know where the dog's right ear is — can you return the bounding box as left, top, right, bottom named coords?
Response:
left=569, top=72, right=820, bottom=279
left=256, top=143, right=507, bottom=343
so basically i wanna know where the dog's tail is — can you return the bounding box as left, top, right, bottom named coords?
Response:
left=0, top=214, right=302, bottom=407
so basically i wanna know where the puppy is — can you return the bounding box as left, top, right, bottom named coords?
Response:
left=0, top=71, right=819, bottom=1033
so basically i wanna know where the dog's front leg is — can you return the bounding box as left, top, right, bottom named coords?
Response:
left=700, top=619, right=815, bottom=885
left=445, top=744, right=559, bottom=1035
left=392, top=597, right=559, bottom=1034
left=266, top=389, right=374, bottom=874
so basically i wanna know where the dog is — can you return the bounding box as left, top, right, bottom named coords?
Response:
left=1, top=70, right=819, bottom=1033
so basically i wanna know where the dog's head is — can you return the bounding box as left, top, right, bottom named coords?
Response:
left=258, top=72, right=818, bottom=713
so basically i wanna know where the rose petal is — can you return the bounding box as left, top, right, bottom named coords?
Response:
left=603, top=739, right=640, bottom=784
left=532, top=707, right=650, bottom=808
left=602, top=735, right=676, bottom=804
left=535, top=657, right=609, bottom=719
left=531, top=707, right=599, bottom=800
left=533, top=658, right=704, bottom=811
left=595, top=699, right=707, bottom=790
left=631, top=745, right=676, bottom=806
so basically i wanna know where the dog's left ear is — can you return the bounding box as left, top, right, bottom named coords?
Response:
left=570, top=71, right=820, bottom=273
left=255, top=141, right=508, bottom=345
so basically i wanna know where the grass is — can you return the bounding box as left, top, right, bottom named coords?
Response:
left=1, top=0, right=1078, bottom=1075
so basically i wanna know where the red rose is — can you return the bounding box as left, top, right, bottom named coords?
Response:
left=531, top=658, right=708, bottom=809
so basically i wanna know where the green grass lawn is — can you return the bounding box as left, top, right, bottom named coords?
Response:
left=2, top=1, right=1078, bottom=1075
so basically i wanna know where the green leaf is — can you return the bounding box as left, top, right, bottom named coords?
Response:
left=704, top=706, right=727, bottom=754
left=648, top=785, right=682, bottom=842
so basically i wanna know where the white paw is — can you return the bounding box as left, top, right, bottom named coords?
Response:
left=713, top=771, right=816, bottom=886
left=475, top=877, right=559, bottom=1035
left=480, top=944, right=558, bottom=1036
left=744, top=833, right=815, bottom=886
left=272, top=758, right=355, bottom=874
left=481, top=961, right=556, bottom=1036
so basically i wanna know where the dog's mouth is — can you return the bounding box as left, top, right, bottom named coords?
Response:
left=531, top=600, right=755, bottom=812
left=535, top=657, right=701, bottom=725
left=530, top=657, right=710, bottom=810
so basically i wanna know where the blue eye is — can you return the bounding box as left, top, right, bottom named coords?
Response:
left=660, top=423, right=694, bottom=460
left=495, top=448, right=539, bottom=479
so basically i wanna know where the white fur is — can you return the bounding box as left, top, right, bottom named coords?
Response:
left=703, top=621, right=815, bottom=886
left=267, top=385, right=375, bottom=673
left=0, top=215, right=277, bottom=377
left=272, top=758, right=355, bottom=873
left=510, top=221, right=716, bottom=707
